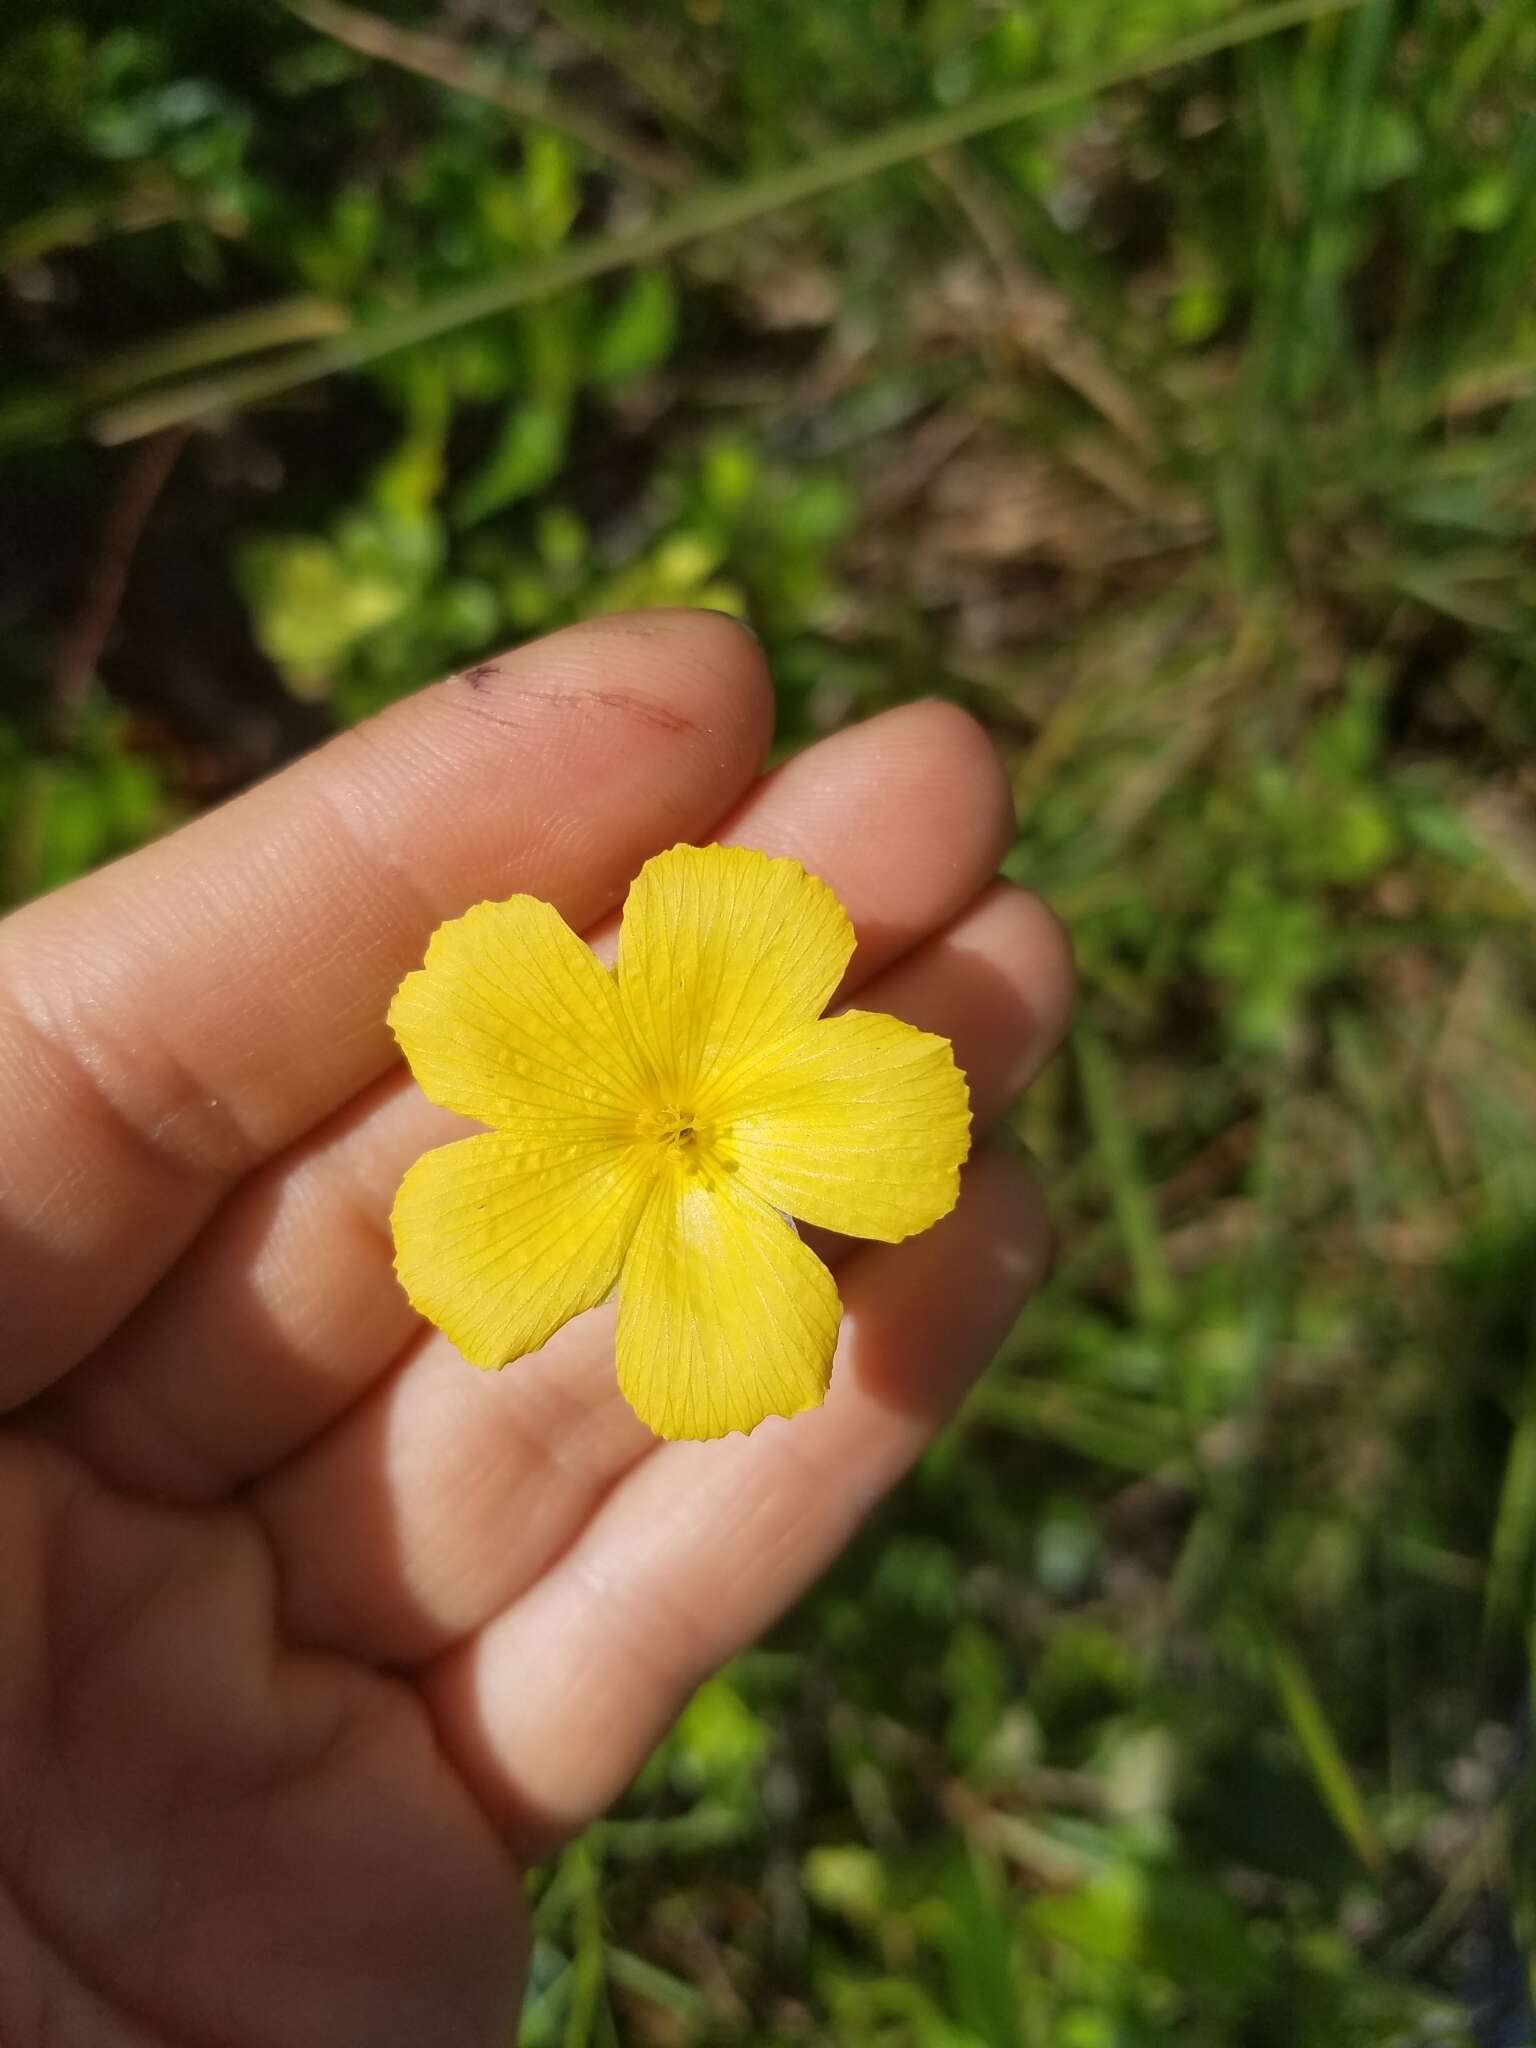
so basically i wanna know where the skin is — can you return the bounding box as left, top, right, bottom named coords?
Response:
left=0, top=610, right=1074, bottom=2046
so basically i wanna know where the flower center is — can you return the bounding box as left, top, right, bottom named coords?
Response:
left=640, top=1105, right=733, bottom=1182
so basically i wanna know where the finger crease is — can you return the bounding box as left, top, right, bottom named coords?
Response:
left=0, top=966, right=268, bottom=1191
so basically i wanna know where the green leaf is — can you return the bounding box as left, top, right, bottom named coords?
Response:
left=452, top=400, right=569, bottom=526
left=238, top=535, right=406, bottom=693
left=671, top=1675, right=766, bottom=1796
left=941, top=1853, right=1024, bottom=2048
left=590, top=269, right=678, bottom=386
left=803, top=1845, right=887, bottom=1929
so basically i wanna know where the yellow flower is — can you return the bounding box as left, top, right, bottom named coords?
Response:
left=389, top=843, right=971, bottom=1440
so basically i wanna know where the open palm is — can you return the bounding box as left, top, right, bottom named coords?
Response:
left=0, top=611, right=1073, bottom=2046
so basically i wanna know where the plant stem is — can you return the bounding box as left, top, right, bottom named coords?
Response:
left=92, top=0, right=1369, bottom=444
left=281, top=0, right=691, bottom=190
left=536, top=0, right=725, bottom=149
left=0, top=297, right=347, bottom=445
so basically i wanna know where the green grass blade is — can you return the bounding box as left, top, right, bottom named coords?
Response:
left=1073, top=1026, right=1178, bottom=1328
left=603, top=1949, right=708, bottom=2021
left=536, top=0, right=725, bottom=148
left=969, top=1376, right=1189, bottom=1475
left=1268, top=1632, right=1386, bottom=1875
left=71, top=0, right=1369, bottom=444
left=942, top=1851, right=1024, bottom=2048
left=1483, top=1402, right=1536, bottom=1650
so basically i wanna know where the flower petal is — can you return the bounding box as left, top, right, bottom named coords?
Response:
left=716, top=1010, right=971, bottom=1241
left=392, top=1132, right=652, bottom=1369
left=389, top=895, right=644, bottom=1134
left=616, top=1165, right=842, bottom=1439
left=614, top=843, right=854, bottom=1102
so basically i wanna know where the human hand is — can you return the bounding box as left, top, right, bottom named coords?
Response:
left=0, top=611, right=1073, bottom=2045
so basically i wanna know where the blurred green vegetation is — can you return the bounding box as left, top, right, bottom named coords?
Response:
left=4, top=0, right=1536, bottom=2039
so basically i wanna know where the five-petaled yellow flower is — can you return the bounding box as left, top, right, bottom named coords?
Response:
left=389, top=843, right=971, bottom=1440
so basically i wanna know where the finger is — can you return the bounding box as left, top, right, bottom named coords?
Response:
left=43, top=700, right=1020, bottom=1500
left=424, top=1145, right=1050, bottom=1858
left=248, top=883, right=1070, bottom=1667
left=0, top=611, right=772, bottom=1404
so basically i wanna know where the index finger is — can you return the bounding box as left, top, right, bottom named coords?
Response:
left=0, top=610, right=771, bottom=1405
